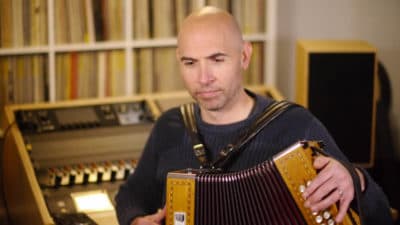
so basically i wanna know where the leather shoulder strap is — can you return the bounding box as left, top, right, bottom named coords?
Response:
left=181, top=100, right=296, bottom=169
left=212, top=100, right=295, bottom=169
left=180, top=103, right=209, bottom=167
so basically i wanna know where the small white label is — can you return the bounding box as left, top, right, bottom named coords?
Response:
left=174, top=212, right=186, bottom=225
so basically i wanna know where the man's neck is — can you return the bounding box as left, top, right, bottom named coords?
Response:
left=200, top=91, right=255, bottom=125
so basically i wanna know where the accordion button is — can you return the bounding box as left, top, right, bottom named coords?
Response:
left=307, top=180, right=312, bottom=186
left=323, top=211, right=331, bottom=219
left=316, top=215, right=323, bottom=223
left=299, top=185, right=306, bottom=193
left=312, top=211, right=318, bottom=216
left=328, top=219, right=335, bottom=225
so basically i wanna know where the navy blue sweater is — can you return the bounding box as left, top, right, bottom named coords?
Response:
left=115, top=92, right=393, bottom=225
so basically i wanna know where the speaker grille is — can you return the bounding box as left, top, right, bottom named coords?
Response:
left=308, top=53, right=375, bottom=164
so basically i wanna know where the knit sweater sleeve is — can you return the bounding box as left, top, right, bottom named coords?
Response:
left=114, top=118, right=165, bottom=225
left=114, top=108, right=189, bottom=225
left=304, top=116, right=393, bottom=225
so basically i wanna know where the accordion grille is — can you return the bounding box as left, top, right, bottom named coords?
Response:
left=195, top=160, right=306, bottom=225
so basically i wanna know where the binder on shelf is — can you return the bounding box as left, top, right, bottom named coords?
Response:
left=175, top=0, right=189, bottom=34
left=231, top=0, right=243, bottom=30
left=38, top=0, right=48, bottom=45
left=245, top=42, right=264, bottom=85
left=55, top=53, right=68, bottom=100
left=12, top=0, right=24, bottom=47
left=153, top=48, right=182, bottom=92
left=133, top=0, right=151, bottom=39
left=69, top=52, right=78, bottom=99
left=66, top=0, right=85, bottom=43
left=133, top=0, right=154, bottom=94
left=0, top=0, right=12, bottom=47
left=108, top=50, right=126, bottom=97
left=0, top=58, right=13, bottom=106
left=92, top=0, right=105, bottom=41
left=84, top=0, right=95, bottom=43
left=152, top=0, right=182, bottom=92
left=97, top=51, right=106, bottom=97
left=242, top=0, right=265, bottom=34
left=54, top=0, right=68, bottom=44
left=107, top=0, right=124, bottom=41
left=152, top=0, right=176, bottom=38
left=136, top=49, right=154, bottom=93
left=32, top=55, right=46, bottom=102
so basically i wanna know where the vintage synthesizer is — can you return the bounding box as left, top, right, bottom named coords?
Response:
left=2, top=95, right=163, bottom=225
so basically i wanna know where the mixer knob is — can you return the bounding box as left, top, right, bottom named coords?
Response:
left=110, top=165, right=118, bottom=182
left=83, top=168, right=91, bottom=184
left=97, top=166, right=104, bottom=183
left=101, top=163, right=112, bottom=181
left=68, top=167, right=76, bottom=186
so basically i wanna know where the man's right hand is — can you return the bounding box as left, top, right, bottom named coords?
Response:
left=131, top=207, right=166, bottom=225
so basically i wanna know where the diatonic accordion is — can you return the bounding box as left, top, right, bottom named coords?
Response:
left=165, top=141, right=360, bottom=225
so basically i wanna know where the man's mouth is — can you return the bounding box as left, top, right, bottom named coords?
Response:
left=196, top=90, right=220, bottom=99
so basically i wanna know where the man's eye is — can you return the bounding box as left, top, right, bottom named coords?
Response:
left=214, top=57, right=224, bottom=62
left=183, top=60, right=194, bottom=66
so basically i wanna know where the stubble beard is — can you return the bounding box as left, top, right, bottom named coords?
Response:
left=196, top=95, right=225, bottom=112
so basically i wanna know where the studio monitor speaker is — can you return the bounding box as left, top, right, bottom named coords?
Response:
left=296, top=40, right=377, bottom=167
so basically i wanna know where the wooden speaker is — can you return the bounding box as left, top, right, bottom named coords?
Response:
left=296, top=40, right=378, bottom=167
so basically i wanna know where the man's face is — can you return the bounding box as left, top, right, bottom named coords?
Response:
left=177, top=22, right=249, bottom=112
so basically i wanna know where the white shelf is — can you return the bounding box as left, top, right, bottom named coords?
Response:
left=0, top=46, right=50, bottom=55
left=0, top=34, right=273, bottom=55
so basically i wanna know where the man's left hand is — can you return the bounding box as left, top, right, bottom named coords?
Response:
left=302, top=155, right=360, bottom=223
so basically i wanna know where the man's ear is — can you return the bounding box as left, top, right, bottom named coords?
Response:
left=241, top=41, right=253, bottom=70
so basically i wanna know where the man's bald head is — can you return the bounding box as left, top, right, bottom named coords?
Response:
left=175, top=6, right=253, bottom=120
left=177, top=6, right=244, bottom=51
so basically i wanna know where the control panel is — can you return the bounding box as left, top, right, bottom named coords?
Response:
left=9, top=99, right=157, bottom=224
left=15, top=100, right=154, bottom=134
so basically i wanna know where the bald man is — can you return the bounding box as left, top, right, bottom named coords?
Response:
left=115, top=7, right=393, bottom=225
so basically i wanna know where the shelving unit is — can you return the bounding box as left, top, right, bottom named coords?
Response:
left=0, top=0, right=277, bottom=105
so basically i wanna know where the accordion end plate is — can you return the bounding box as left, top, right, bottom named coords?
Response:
left=274, top=141, right=319, bottom=224
left=274, top=140, right=360, bottom=225
left=166, top=170, right=197, bottom=225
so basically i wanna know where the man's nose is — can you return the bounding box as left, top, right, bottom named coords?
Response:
left=198, top=62, right=215, bottom=85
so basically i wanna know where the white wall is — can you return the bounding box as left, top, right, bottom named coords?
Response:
left=276, top=0, right=400, bottom=157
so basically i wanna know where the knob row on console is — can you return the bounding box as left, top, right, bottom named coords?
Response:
left=41, top=160, right=137, bottom=187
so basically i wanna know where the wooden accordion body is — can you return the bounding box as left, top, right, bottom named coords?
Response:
left=166, top=141, right=360, bottom=225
